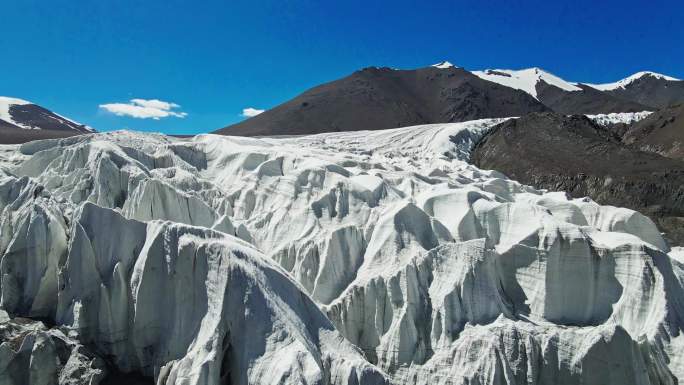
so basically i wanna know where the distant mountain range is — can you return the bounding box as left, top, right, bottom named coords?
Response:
left=2, top=64, right=682, bottom=144
left=216, top=63, right=683, bottom=136
left=0, top=97, right=94, bottom=144
left=473, top=67, right=649, bottom=114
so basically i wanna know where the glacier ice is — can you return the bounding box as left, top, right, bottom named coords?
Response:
left=0, top=119, right=681, bottom=384
left=0, top=309, right=107, bottom=385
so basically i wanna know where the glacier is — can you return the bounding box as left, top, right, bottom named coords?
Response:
left=0, top=117, right=682, bottom=384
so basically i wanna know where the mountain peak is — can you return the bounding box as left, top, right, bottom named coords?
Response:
left=431, top=61, right=456, bottom=69
left=586, top=71, right=681, bottom=91
left=472, top=67, right=581, bottom=100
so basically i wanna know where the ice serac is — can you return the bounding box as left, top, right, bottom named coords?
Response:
left=326, top=187, right=681, bottom=384
left=587, top=111, right=652, bottom=126
left=0, top=120, right=683, bottom=384
left=2, top=199, right=387, bottom=385
left=0, top=310, right=107, bottom=385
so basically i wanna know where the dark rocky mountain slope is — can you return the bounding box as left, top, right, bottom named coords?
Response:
left=216, top=65, right=550, bottom=136
left=0, top=96, right=94, bottom=143
left=218, top=66, right=684, bottom=137
left=537, top=82, right=648, bottom=114
left=0, top=125, right=83, bottom=144
left=618, top=103, right=684, bottom=160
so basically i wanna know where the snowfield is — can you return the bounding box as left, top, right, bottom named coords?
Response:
left=0, top=117, right=682, bottom=384
left=472, top=68, right=582, bottom=99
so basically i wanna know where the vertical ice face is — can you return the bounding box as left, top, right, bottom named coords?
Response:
left=0, top=197, right=389, bottom=385
left=0, top=121, right=681, bottom=384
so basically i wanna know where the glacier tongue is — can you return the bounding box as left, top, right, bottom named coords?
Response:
left=0, top=120, right=682, bottom=384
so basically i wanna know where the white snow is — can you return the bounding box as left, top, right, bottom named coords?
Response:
left=0, top=96, right=33, bottom=129
left=431, top=61, right=455, bottom=69
left=472, top=67, right=582, bottom=99
left=52, top=112, right=96, bottom=132
left=586, top=71, right=681, bottom=91
left=672, top=247, right=684, bottom=263
left=0, top=119, right=682, bottom=384
left=586, top=111, right=653, bottom=125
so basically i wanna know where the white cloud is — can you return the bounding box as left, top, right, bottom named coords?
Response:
left=130, top=99, right=180, bottom=110
left=99, top=98, right=187, bottom=120
left=241, top=107, right=265, bottom=117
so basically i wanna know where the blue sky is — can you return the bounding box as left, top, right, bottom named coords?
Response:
left=1, top=0, right=682, bottom=135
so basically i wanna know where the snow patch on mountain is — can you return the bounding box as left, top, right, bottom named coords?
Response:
left=52, top=112, right=96, bottom=133
left=586, top=71, right=681, bottom=91
left=586, top=111, right=653, bottom=126
left=431, top=61, right=455, bottom=69
left=0, top=96, right=32, bottom=129
left=472, top=67, right=582, bottom=99
left=0, top=96, right=95, bottom=132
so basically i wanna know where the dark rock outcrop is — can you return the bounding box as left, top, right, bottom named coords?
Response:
left=538, top=82, right=649, bottom=114
left=618, top=103, right=684, bottom=160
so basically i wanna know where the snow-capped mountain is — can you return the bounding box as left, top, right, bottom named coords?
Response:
left=0, top=96, right=93, bottom=132
left=472, top=68, right=682, bottom=103
left=1, top=119, right=683, bottom=384
left=586, top=71, right=680, bottom=91
left=584, top=71, right=684, bottom=109
left=218, top=63, right=682, bottom=136
left=431, top=60, right=456, bottom=69
left=471, top=67, right=653, bottom=114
